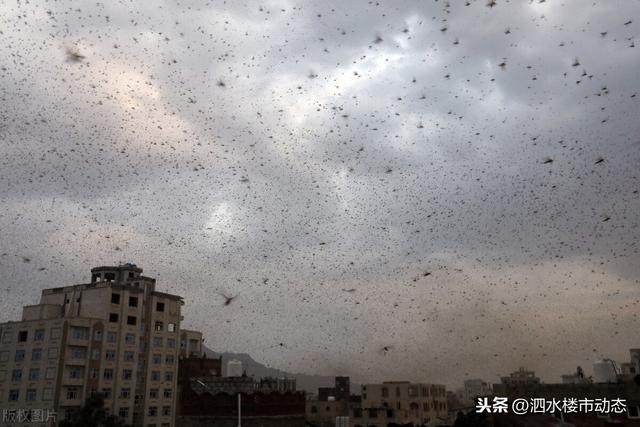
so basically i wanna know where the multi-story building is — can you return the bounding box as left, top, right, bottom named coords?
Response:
left=307, top=381, right=447, bottom=426
left=178, top=330, right=203, bottom=359
left=359, top=381, right=447, bottom=425
left=500, top=367, right=540, bottom=386
left=461, top=378, right=492, bottom=404
left=0, top=263, right=201, bottom=427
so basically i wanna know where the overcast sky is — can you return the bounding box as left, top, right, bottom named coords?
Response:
left=1, top=0, right=639, bottom=389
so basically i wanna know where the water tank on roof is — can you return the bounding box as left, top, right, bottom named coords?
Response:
left=593, top=359, right=618, bottom=383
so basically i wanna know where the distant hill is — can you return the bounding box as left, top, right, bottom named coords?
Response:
left=202, top=345, right=357, bottom=394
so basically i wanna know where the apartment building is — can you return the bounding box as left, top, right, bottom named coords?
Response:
left=359, top=381, right=448, bottom=425
left=0, top=264, right=202, bottom=427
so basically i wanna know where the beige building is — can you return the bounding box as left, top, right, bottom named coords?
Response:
left=179, top=330, right=203, bottom=359
left=359, top=381, right=448, bottom=425
left=0, top=264, right=202, bottom=427
left=307, top=381, right=448, bottom=426
left=500, top=367, right=540, bottom=386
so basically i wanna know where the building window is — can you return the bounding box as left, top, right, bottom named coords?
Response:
left=90, top=368, right=99, bottom=379
left=11, top=369, right=22, bottom=381
left=102, top=388, right=112, bottom=399
left=29, top=368, right=40, bottom=381
left=156, top=302, right=165, bottom=312
left=18, top=330, right=28, bottom=342
left=163, top=389, right=172, bottom=399
left=165, top=355, right=174, bottom=365
left=69, top=367, right=83, bottom=379
left=94, top=330, right=103, bottom=341
left=127, top=316, right=137, bottom=326
left=150, top=389, right=159, bottom=399
left=153, top=337, right=163, bottom=348
left=167, top=338, right=175, bottom=348
left=8, top=390, right=19, bottom=401
left=105, top=350, right=116, bottom=361
left=106, top=331, right=117, bottom=343
left=628, top=405, right=640, bottom=418
left=0, top=351, right=8, bottom=362
left=66, top=387, right=79, bottom=400
left=311, top=406, right=317, bottom=413
left=34, top=329, right=45, bottom=341
left=119, top=407, right=129, bottom=419
left=148, top=406, right=158, bottom=417
left=103, top=369, right=114, bottom=380
left=25, top=388, right=37, bottom=401
left=45, top=367, right=56, bottom=379
left=129, top=296, right=138, bottom=307
left=151, top=371, right=161, bottom=381
left=154, top=321, right=163, bottom=332
left=125, top=333, right=136, bottom=345
left=164, top=371, right=173, bottom=382
left=92, top=349, right=100, bottom=360
left=109, top=313, right=119, bottom=323
left=43, top=388, right=53, bottom=401
left=71, top=327, right=89, bottom=340
left=122, top=369, right=133, bottom=380
left=47, top=347, right=58, bottom=359
left=111, top=293, right=121, bottom=304
left=167, top=323, right=175, bottom=332
left=123, top=351, right=134, bottom=362
left=2, top=331, right=12, bottom=343
left=120, top=388, right=131, bottom=399
left=71, top=347, right=86, bottom=359
left=162, top=406, right=171, bottom=416
left=382, top=387, right=388, bottom=397
left=50, top=327, right=61, bottom=340
left=152, top=354, right=161, bottom=364
left=15, top=350, right=25, bottom=361
left=32, top=348, right=43, bottom=361
left=0, top=370, right=5, bottom=381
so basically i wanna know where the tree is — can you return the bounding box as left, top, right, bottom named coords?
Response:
left=59, top=394, right=130, bottom=427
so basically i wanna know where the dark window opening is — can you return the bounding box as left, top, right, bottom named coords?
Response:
left=129, top=297, right=138, bottom=307
left=111, top=293, right=120, bottom=304
left=127, top=316, right=137, bottom=326
left=156, top=302, right=165, bottom=312
left=109, top=313, right=119, bottom=323
left=18, top=331, right=28, bottom=342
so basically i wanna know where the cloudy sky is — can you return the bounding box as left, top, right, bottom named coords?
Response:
left=1, top=0, right=639, bottom=389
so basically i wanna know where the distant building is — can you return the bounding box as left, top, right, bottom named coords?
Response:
left=360, top=381, right=448, bottom=425
left=177, top=368, right=304, bottom=427
left=0, top=264, right=195, bottom=427
left=318, top=387, right=336, bottom=401
left=560, top=366, right=589, bottom=384
left=500, top=367, right=540, bottom=386
left=308, top=380, right=447, bottom=426
left=335, top=376, right=350, bottom=402
left=179, top=329, right=203, bottom=359
left=493, top=352, right=640, bottom=426
left=461, top=378, right=492, bottom=403
left=227, top=359, right=243, bottom=377
left=258, top=376, right=296, bottom=393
